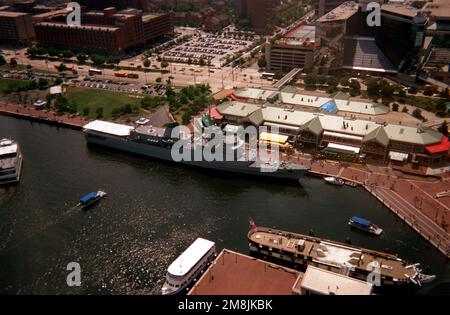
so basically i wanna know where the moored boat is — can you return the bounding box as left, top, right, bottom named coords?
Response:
left=78, top=191, right=107, bottom=209
left=348, top=216, right=383, bottom=236
left=324, top=176, right=344, bottom=186
left=161, top=238, right=216, bottom=295
left=0, top=138, right=23, bottom=185
left=82, top=120, right=310, bottom=182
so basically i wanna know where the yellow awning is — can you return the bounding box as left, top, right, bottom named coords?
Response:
left=259, top=132, right=289, bottom=144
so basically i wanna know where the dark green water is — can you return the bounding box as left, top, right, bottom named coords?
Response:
left=0, top=115, right=448, bottom=294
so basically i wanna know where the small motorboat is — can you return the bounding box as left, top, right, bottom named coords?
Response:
left=348, top=216, right=383, bottom=236
left=324, top=176, right=344, bottom=186
left=78, top=191, right=107, bottom=209
left=344, top=181, right=358, bottom=187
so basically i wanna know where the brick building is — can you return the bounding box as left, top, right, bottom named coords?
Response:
left=34, top=7, right=173, bottom=54
left=266, top=25, right=320, bottom=72
left=0, top=11, right=35, bottom=44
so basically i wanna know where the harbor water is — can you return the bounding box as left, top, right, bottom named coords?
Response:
left=0, top=115, right=449, bottom=294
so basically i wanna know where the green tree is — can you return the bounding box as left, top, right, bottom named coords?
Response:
left=62, top=50, right=74, bottom=59
left=38, top=78, right=48, bottom=90
left=438, top=121, right=448, bottom=136
left=257, top=56, right=266, bottom=68
left=317, top=75, right=328, bottom=85
left=55, top=95, right=69, bottom=112
left=304, top=74, right=317, bottom=87
left=111, top=108, right=121, bottom=119
left=57, top=64, right=67, bottom=72
left=412, top=108, right=423, bottom=120
left=423, top=85, right=436, bottom=96
left=408, top=86, right=418, bottom=94
left=91, top=55, right=105, bottom=67
left=161, top=61, right=169, bottom=69
left=0, top=55, right=6, bottom=66
left=143, top=59, right=151, bottom=68
left=82, top=106, right=90, bottom=117
left=10, top=58, right=17, bottom=67
left=367, top=79, right=379, bottom=97
left=45, top=93, right=53, bottom=106
left=326, top=76, right=339, bottom=88
left=77, top=53, right=87, bottom=64
left=391, top=103, right=399, bottom=112
left=68, top=101, right=77, bottom=114
left=380, top=84, right=394, bottom=99
left=96, top=107, right=104, bottom=119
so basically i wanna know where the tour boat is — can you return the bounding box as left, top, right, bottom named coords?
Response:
left=161, top=238, right=216, bottom=295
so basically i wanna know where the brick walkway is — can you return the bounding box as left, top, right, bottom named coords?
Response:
left=286, top=152, right=450, bottom=257
left=0, top=102, right=88, bottom=129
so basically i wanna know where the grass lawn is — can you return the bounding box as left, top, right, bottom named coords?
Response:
left=395, top=95, right=445, bottom=113
left=65, top=87, right=142, bottom=119
left=0, top=78, right=29, bottom=93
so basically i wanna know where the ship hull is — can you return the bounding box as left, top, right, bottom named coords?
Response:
left=85, top=134, right=308, bottom=180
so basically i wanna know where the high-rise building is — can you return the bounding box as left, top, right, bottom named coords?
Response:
left=0, top=11, right=35, bottom=44
left=234, top=0, right=274, bottom=33
left=266, top=25, right=320, bottom=72
left=376, top=3, right=427, bottom=68
left=315, top=0, right=347, bottom=18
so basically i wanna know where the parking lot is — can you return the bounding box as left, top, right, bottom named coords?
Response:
left=76, top=76, right=167, bottom=96
left=162, top=32, right=257, bottom=67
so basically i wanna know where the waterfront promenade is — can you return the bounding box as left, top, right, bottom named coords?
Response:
left=0, top=102, right=88, bottom=129
left=287, top=153, right=450, bottom=257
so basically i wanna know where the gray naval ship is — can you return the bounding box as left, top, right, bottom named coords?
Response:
left=82, top=120, right=309, bottom=180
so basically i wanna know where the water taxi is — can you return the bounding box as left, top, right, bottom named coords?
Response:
left=348, top=216, right=383, bottom=236
left=0, top=138, right=23, bottom=185
left=161, top=238, right=216, bottom=295
left=78, top=191, right=107, bottom=209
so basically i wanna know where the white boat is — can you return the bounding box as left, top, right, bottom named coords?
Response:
left=0, top=138, right=23, bottom=185
left=324, top=176, right=344, bottom=186
left=161, top=238, right=216, bottom=295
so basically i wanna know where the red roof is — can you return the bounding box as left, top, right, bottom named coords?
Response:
left=426, top=136, right=450, bottom=154
left=210, top=106, right=223, bottom=120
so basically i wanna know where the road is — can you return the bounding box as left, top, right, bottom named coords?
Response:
left=3, top=48, right=274, bottom=93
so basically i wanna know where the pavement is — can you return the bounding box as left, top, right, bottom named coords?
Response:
left=0, top=102, right=88, bottom=128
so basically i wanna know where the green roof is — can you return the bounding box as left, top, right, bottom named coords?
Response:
left=299, top=117, right=323, bottom=136
left=364, top=126, right=389, bottom=147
